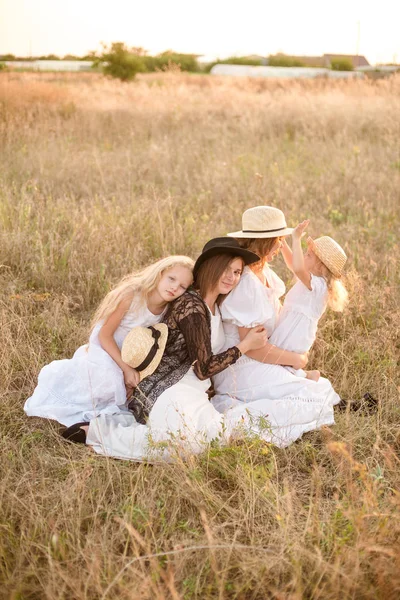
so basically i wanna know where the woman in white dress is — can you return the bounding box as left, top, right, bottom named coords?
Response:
left=24, top=256, right=194, bottom=426
left=212, top=206, right=342, bottom=447
left=62, top=238, right=268, bottom=460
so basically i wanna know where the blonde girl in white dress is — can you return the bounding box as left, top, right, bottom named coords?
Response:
left=24, top=256, right=194, bottom=426
left=269, top=219, right=348, bottom=381
left=212, top=206, right=343, bottom=448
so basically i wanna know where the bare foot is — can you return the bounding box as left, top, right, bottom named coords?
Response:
left=81, top=425, right=89, bottom=434
left=306, top=370, right=320, bottom=382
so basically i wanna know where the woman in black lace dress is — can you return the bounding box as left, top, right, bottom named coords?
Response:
left=72, top=238, right=268, bottom=460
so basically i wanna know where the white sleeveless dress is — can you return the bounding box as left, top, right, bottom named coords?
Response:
left=212, top=266, right=341, bottom=447
left=269, top=274, right=328, bottom=353
left=86, top=306, right=229, bottom=461
left=269, top=274, right=328, bottom=377
left=24, top=300, right=164, bottom=426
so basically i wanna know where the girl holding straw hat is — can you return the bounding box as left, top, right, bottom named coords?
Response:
left=24, top=256, right=194, bottom=427
left=211, top=206, right=344, bottom=447
left=62, top=238, right=268, bottom=457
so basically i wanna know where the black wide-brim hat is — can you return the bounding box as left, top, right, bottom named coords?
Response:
left=193, top=237, right=260, bottom=278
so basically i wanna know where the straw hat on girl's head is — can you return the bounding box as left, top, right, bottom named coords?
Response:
left=121, top=324, right=168, bottom=382
left=228, top=206, right=293, bottom=239
left=307, top=236, right=347, bottom=278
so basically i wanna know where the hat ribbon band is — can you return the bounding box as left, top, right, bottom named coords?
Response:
left=136, top=326, right=161, bottom=371
left=242, top=226, right=287, bottom=234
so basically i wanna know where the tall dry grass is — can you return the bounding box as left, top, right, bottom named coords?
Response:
left=0, top=71, right=399, bottom=599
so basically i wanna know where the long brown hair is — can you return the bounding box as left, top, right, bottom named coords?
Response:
left=236, top=237, right=281, bottom=271
left=195, top=254, right=244, bottom=305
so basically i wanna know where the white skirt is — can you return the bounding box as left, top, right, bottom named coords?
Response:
left=86, top=357, right=339, bottom=461
left=24, top=342, right=129, bottom=427
left=86, top=369, right=229, bottom=461
left=212, top=354, right=340, bottom=447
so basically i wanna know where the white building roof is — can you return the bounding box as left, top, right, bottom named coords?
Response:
left=210, top=64, right=364, bottom=79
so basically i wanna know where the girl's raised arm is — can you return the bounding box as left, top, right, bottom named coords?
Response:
left=291, top=220, right=312, bottom=290
left=280, top=238, right=294, bottom=272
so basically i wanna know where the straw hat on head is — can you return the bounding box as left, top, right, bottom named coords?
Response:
left=121, top=324, right=168, bottom=382
left=307, top=236, right=347, bottom=278
left=228, top=206, right=293, bottom=239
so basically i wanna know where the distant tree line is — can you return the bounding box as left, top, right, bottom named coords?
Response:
left=0, top=53, right=95, bottom=61
left=90, top=44, right=200, bottom=80
left=1, top=47, right=368, bottom=81
left=203, top=56, right=264, bottom=73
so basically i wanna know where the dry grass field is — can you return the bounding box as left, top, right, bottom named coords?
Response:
left=0, top=71, right=399, bottom=599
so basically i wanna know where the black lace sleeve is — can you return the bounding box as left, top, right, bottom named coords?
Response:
left=178, top=311, right=241, bottom=381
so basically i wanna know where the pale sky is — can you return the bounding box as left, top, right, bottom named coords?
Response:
left=1, top=0, right=399, bottom=65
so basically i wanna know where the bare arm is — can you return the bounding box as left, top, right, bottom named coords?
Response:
left=238, top=327, right=308, bottom=369
left=291, top=220, right=312, bottom=290
left=281, top=239, right=293, bottom=272
left=98, top=293, right=140, bottom=390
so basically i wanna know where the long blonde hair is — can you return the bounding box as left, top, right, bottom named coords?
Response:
left=91, top=255, right=194, bottom=329
left=320, top=265, right=348, bottom=312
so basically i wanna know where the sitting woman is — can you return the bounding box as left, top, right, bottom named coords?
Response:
left=62, top=237, right=268, bottom=460
left=212, top=206, right=342, bottom=448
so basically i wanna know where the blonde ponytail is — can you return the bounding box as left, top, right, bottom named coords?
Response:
left=326, top=273, right=348, bottom=312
